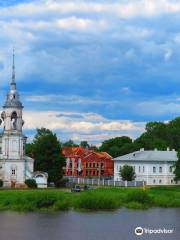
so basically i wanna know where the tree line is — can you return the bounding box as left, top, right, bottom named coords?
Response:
left=26, top=116, right=180, bottom=183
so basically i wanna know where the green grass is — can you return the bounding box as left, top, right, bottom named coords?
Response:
left=0, top=186, right=179, bottom=212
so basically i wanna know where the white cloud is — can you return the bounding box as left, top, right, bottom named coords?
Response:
left=164, top=48, right=172, bottom=61
left=1, top=0, right=180, bottom=19
left=3, top=17, right=107, bottom=32
left=136, top=100, right=180, bottom=116
left=25, top=94, right=119, bottom=105
left=21, top=110, right=145, bottom=143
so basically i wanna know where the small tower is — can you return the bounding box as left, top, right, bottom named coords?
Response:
left=0, top=51, right=34, bottom=187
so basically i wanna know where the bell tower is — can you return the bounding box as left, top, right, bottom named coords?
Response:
left=0, top=50, right=34, bottom=187
left=1, top=50, right=25, bottom=160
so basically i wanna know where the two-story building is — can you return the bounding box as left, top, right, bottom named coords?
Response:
left=113, top=148, right=177, bottom=185
left=63, top=146, right=113, bottom=178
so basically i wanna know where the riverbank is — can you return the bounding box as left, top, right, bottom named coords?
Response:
left=0, top=186, right=179, bottom=212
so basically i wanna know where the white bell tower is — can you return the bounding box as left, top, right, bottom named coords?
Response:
left=1, top=50, right=25, bottom=160
left=0, top=50, right=34, bottom=187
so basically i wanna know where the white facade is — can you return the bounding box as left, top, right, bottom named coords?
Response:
left=33, top=171, right=48, bottom=188
left=113, top=148, right=177, bottom=185
left=0, top=54, right=34, bottom=187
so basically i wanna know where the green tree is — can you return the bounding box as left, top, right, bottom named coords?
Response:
left=63, top=139, right=78, bottom=147
left=25, top=143, right=34, bottom=158
left=174, top=150, right=180, bottom=182
left=120, top=165, right=136, bottom=181
left=99, top=136, right=133, bottom=157
left=27, top=128, right=65, bottom=184
left=80, top=141, right=89, bottom=148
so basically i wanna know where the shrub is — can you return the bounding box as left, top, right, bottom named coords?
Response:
left=25, top=179, right=37, bottom=188
left=75, top=192, right=119, bottom=210
left=53, top=200, right=70, bottom=210
left=55, top=178, right=69, bottom=188
left=36, top=198, right=56, bottom=208
left=0, top=179, right=3, bottom=188
left=120, top=165, right=136, bottom=181
left=126, top=189, right=152, bottom=204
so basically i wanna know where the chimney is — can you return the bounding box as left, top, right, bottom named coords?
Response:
left=167, top=147, right=170, bottom=151
left=140, top=148, right=144, bottom=152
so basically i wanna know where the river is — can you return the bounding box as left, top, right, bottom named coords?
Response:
left=0, top=208, right=179, bottom=240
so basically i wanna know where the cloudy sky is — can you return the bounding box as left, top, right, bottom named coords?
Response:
left=0, top=0, right=180, bottom=144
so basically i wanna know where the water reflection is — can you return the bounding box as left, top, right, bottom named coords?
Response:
left=0, top=208, right=179, bottom=240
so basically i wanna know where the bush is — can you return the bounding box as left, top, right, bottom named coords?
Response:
left=0, top=179, right=3, bottom=188
left=53, top=200, right=70, bottom=211
left=55, top=178, right=69, bottom=188
left=36, top=198, right=56, bottom=208
left=75, top=192, right=119, bottom=210
left=120, top=165, right=136, bottom=181
left=126, top=189, right=152, bottom=204
left=25, top=179, right=37, bottom=188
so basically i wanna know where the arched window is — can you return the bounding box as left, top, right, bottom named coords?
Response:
left=11, top=111, right=17, bottom=130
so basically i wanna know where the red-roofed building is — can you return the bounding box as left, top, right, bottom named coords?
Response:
left=62, top=147, right=113, bottom=178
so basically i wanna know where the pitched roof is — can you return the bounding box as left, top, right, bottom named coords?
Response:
left=62, top=146, right=112, bottom=161
left=113, top=149, right=178, bottom=162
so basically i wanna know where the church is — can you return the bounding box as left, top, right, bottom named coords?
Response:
left=0, top=52, right=34, bottom=187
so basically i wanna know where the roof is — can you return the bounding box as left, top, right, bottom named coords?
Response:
left=114, top=149, right=178, bottom=162
left=62, top=146, right=112, bottom=161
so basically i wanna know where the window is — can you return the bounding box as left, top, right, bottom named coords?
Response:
left=159, top=179, right=162, bottom=184
left=171, top=179, right=173, bottom=184
left=153, top=179, right=156, bottom=184
left=143, top=166, right=145, bottom=172
left=153, top=167, right=156, bottom=173
left=139, top=166, right=141, bottom=173
left=11, top=169, right=16, bottom=175
left=159, top=167, right=162, bottom=173
left=169, top=166, right=173, bottom=173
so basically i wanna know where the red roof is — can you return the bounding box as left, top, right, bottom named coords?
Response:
left=62, top=146, right=112, bottom=161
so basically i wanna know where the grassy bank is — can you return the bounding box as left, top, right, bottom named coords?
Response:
left=0, top=186, right=179, bottom=212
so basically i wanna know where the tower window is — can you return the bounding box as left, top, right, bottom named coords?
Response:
left=11, top=169, right=16, bottom=175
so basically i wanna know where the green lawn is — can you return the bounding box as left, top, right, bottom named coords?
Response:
left=0, top=186, right=179, bottom=212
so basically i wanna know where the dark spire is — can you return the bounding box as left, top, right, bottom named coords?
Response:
left=11, top=48, right=16, bottom=90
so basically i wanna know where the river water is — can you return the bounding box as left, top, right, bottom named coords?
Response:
left=0, top=208, right=179, bottom=240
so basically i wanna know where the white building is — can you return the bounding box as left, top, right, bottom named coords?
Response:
left=0, top=52, right=34, bottom=187
left=113, top=148, right=177, bottom=185
left=33, top=172, right=48, bottom=188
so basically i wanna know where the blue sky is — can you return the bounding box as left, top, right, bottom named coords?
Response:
left=1, top=0, right=180, bottom=144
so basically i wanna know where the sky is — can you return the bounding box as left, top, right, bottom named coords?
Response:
left=1, top=0, right=180, bottom=144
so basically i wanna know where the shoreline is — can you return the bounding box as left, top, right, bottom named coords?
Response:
left=0, top=186, right=179, bottom=212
